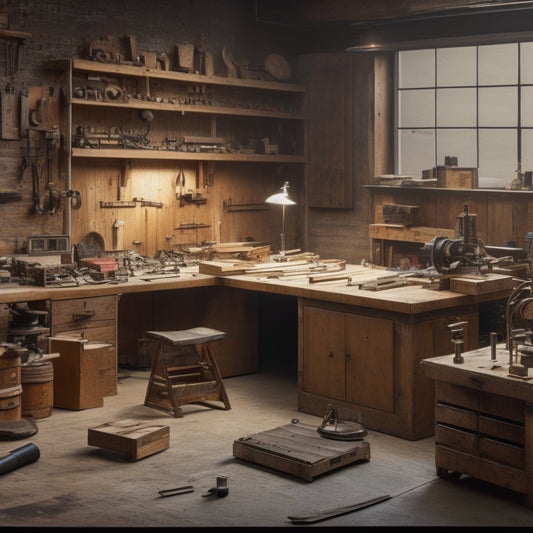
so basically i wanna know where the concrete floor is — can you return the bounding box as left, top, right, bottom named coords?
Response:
left=1, top=367, right=532, bottom=528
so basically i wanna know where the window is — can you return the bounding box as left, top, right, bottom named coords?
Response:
left=396, top=42, right=533, bottom=189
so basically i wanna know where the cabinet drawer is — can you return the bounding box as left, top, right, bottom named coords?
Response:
left=52, top=325, right=116, bottom=346
left=479, top=436, right=524, bottom=469
left=51, top=295, right=117, bottom=333
left=436, top=423, right=478, bottom=455
left=479, top=391, right=524, bottom=424
left=436, top=402, right=478, bottom=431
left=436, top=381, right=478, bottom=410
left=479, top=415, right=524, bottom=445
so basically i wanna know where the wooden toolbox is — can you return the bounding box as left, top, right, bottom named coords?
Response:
left=233, top=422, right=370, bottom=482
left=88, top=420, right=170, bottom=461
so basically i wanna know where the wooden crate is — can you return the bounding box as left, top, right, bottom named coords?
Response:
left=48, top=337, right=108, bottom=410
left=436, top=166, right=479, bottom=189
left=88, top=420, right=170, bottom=461
left=233, top=422, right=370, bottom=482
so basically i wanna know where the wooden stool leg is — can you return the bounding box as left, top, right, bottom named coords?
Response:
left=144, top=343, right=184, bottom=418
left=202, top=343, right=231, bottom=410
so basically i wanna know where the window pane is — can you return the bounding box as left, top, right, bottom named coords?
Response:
left=437, top=88, right=476, bottom=127
left=436, top=129, right=477, bottom=168
left=437, top=47, right=476, bottom=86
left=478, top=43, right=518, bottom=85
left=478, top=129, right=517, bottom=188
left=398, top=49, right=435, bottom=88
left=398, top=89, right=434, bottom=127
left=398, top=129, right=435, bottom=176
left=521, top=129, right=533, bottom=172
left=479, top=87, right=517, bottom=127
left=520, top=41, right=533, bottom=84
left=521, top=86, right=533, bottom=126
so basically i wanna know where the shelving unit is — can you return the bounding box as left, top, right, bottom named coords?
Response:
left=45, top=58, right=306, bottom=164
left=44, top=58, right=307, bottom=257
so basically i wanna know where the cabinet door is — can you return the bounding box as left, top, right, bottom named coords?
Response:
left=299, top=53, right=353, bottom=208
left=345, top=314, right=394, bottom=412
left=302, top=306, right=345, bottom=400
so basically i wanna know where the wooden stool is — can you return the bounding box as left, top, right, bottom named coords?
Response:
left=144, top=327, right=231, bottom=418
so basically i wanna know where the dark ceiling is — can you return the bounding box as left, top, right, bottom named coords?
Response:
left=254, top=0, right=533, bottom=53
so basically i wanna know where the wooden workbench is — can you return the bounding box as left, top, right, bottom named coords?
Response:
left=0, top=263, right=516, bottom=439
left=222, top=265, right=515, bottom=440
left=421, top=346, right=533, bottom=507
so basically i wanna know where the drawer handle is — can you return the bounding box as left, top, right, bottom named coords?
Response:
left=72, top=310, right=95, bottom=320
left=328, top=351, right=334, bottom=358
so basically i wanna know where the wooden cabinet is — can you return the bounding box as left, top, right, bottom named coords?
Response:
left=298, top=53, right=353, bottom=208
left=422, top=347, right=533, bottom=507
left=298, top=298, right=479, bottom=440
left=50, top=295, right=118, bottom=397
left=301, top=305, right=394, bottom=412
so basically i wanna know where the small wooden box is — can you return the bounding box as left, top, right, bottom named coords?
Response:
left=88, top=420, right=170, bottom=461
left=436, top=166, right=479, bottom=189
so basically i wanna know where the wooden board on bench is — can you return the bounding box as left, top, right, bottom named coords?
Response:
left=233, top=422, right=370, bottom=482
left=88, top=419, right=170, bottom=461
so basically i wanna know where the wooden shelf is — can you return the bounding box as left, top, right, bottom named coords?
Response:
left=71, top=147, right=305, bottom=163
left=72, top=97, right=305, bottom=120
left=45, top=58, right=306, bottom=93
left=364, top=184, right=533, bottom=196
left=369, top=224, right=454, bottom=243
left=0, top=29, right=31, bottom=40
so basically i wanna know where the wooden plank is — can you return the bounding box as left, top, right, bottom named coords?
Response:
left=449, top=273, right=515, bottom=295
left=369, top=224, right=454, bottom=242
left=233, top=423, right=370, bottom=481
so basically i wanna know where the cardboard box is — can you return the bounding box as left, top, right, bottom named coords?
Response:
left=436, top=166, right=479, bottom=189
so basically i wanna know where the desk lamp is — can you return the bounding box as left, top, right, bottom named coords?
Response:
left=265, top=181, right=296, bottom=257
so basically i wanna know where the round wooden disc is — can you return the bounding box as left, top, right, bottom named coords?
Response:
left=265, top=54, right=291, bottom=81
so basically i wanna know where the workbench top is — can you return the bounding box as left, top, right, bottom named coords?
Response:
left=0, top=267, right=217, bottom=303
left=421, top=344, right=533, bottom=402
left=221, top=264, right=513, bottom=315
left=0, top=263, right=514, bottom=315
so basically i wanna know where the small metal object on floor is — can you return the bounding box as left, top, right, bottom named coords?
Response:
left=202, top=475, right=229, bottom=498
left=158, top=485, right=194, bottom=498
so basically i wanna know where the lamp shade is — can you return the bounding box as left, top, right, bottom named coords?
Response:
left=265, top=181, right=296, bottom=205
left=265, top=192, right=295, bottom=205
